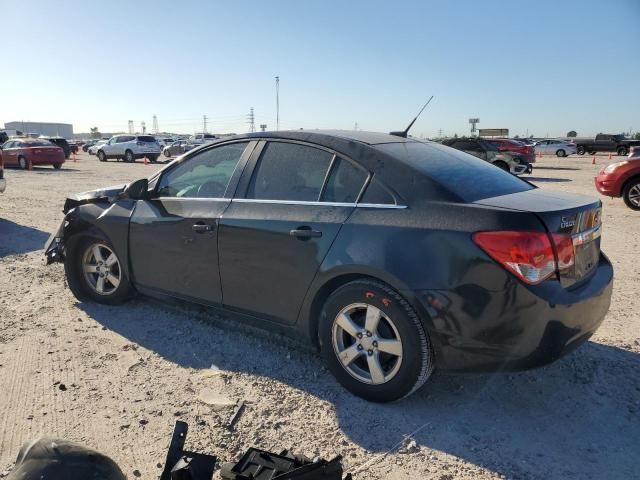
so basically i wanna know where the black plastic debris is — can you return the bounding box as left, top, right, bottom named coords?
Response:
left=220, top=448, right=347, bottom=480
left=160, top=421, right=217, bottom=480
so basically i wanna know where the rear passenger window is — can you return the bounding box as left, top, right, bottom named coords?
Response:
left=247, top=142, right=332, bottom=202
left=360, top=178, right=396, bottom=205
left=321, top=157, right=368, bottom=203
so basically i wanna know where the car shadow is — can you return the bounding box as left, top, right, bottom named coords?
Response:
left=534, top=166, right=580, bottom=171
left=0, top=219, right=50, bottom=257
left=78, top=299, right=640, bottom=479
left=527, top=177, right=572, bottom=183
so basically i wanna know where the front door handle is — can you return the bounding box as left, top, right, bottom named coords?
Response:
left=290, top=227, right=322, bottom=239
left=192, top=223, right=213, bottom=233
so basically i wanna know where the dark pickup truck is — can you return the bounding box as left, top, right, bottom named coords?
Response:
left=575, top=134, right=640, bottom=156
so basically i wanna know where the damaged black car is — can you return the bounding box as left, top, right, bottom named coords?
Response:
left=45, top=130, right=613, bottom=402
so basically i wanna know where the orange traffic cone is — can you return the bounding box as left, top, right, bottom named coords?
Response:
left=592, top=156, right=596, bottom=165
left=608, top=152, right=612, bottom=160
left=143, top=156, right=149, bottom=165
left=28, top=159, right=33, bottom=170
left=72, top=151, right=77, bottom=162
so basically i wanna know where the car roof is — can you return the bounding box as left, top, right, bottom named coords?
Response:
left=237, top=129, right=415, bottom=146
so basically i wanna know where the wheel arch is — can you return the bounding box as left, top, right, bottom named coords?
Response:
left=299, top=267, right=432, bottom=349
left=622, top=173, right=640, bottom=195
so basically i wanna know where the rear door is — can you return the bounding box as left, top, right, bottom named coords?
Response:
left=218, top=141, right=369, bottom=325
left=129, top=141, right=255, bottom=304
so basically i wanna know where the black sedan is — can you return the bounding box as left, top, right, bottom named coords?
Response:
left=45, top=130, right=612, bottom=402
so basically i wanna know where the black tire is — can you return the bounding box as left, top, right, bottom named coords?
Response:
left=18, top=156, right=28, bottom=170
left=588, top=151, right=596, bottom=155
left=53, top=163, right=62, bottom=170
left=556, top=149, right=566, bottom=157
left=576, top=146, right=586, bottom=155
left=149, top=155, right=159, bottom=163
left=617, top=147, right=628, bottom=156
left=318, top=279, right=434, bottom=402
left=164, top=149, right=172, bottom=158
left=493, top=160, right=510, bottom=172
left=124, top=150, right=135, bottom=163
left=622, top=178, right=640, bottom=210
left=97, top=150, right=107, bottom=162
left=64, top=236, right=132, bottom=304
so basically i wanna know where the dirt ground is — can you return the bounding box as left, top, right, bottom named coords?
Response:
left=0, top=150, right=638, bottom=479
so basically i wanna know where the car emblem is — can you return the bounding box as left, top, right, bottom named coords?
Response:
left=560, top=216, right=576, bottom=229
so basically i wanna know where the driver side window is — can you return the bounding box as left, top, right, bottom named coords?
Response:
left=156, top=142, right=248, bottom=198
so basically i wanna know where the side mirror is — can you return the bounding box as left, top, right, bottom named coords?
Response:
left=122, top=178, right=149, bottom=200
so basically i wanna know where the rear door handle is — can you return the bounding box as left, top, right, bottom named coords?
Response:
left=192, top=223, right=213, bottom=233
left=290, top=227, right=322, bottom=239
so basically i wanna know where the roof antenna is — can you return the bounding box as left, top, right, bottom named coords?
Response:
left=390, top=96, right=434, bottom=138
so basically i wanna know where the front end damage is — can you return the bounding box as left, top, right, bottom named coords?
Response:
left=44, top=185, right=127, bottom=264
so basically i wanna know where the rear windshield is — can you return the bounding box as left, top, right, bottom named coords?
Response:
left=137, top=136, right=157, bottom=142
left=27, top=140, right=57, bottom=147
left=376, top=141, right=534, bottom=202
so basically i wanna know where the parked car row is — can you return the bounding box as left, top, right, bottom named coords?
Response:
left=442, top=137, right=532, bottom=175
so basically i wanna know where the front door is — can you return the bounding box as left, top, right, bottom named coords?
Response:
left=128, top=141, right=253, bottom=304
left=219, top=141, right=369, bottom=324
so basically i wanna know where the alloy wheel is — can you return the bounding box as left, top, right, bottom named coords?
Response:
left=332, top=303, right=403, bottom=385
left=82, top=243, right=121, bottom=296
left=628, top=184, right=640, bottom=207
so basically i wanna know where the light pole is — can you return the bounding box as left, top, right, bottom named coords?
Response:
left=275, top=76, right=280, bottom=131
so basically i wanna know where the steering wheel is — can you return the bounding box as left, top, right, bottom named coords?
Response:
left=196, top=181, right=225, bottom=198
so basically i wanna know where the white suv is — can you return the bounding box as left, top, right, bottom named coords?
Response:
left=97, top=135, right=161, bottom=163
left=189, top=133, right=218, bottom=145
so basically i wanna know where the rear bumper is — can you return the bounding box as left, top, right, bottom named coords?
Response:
left=414, top=253, right=613, bottom=372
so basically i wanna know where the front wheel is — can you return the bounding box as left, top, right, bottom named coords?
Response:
left=53, top=163, right=62, bottom=170
left=64, top=237, right=132, bottom=304
left=124, top=150, right=135, bottom=163
left=556, top=149, right=566, bottom=157
left=623, top=178, right=640, bottom=210
left=319, top=280, right=434, bottom=402
left=97, top=150, right=107, bottom=162
left=576, top=146, right=586, bottom=155
left=617, top=147, right=628, bottom=156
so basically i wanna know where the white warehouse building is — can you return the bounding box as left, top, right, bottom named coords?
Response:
left=4, top=121, right=73, bottom=139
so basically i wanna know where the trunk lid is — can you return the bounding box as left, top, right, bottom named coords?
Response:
left=474, top=189, right=602, bottom=287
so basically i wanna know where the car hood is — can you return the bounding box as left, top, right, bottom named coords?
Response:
left=63, top=184, right=126, bottom=213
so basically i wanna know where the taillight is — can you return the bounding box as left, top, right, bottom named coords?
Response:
left=473, top=231, right=575, bottom=284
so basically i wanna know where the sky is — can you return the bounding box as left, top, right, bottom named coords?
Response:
left=2, top=0, right=639, bottom=138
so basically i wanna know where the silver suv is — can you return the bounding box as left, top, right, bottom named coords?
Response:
left=97, top=135, right=161, bottom=163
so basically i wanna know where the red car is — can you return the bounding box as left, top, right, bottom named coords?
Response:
left=0, top=138, right=65, bottom=170
left=487, top=138, right=536, bottom=164
left=0, top=150, right=5, bottom=192
left=595, top=146, right=640, bottom=210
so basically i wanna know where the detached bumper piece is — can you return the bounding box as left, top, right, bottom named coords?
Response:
left=220, top=448, right=347, bottom=480
left=161, top=421, right=349, bottom=480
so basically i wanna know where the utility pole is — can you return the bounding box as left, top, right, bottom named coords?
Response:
left=128, top=120, right=134, bottom=134
left=438, top=128, right=443, bottom=138
left=203, top=115, right=208, bottom=133
left=275, top=75, right=280, bottom=131
left=141, top=121, right=146, bottom=134
left=247, top=107, right=255, bottom=133
left=152, top=115, right=159, bottom=134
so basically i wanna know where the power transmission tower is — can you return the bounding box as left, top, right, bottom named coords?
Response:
left=203, top=115, right=208, bottom=133
left=438, top=128, right=443, bottom=138
left=275, top=76, right=280, bottom=131
left=141, top=121, right=146, bottom=134
left=247, top=107, right=255, bottom=133
left=128, top=120, right=134, bottom=134
left=152, top=115, right=159, bottom=134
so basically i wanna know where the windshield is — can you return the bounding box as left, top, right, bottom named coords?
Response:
left=376, top=141, right=534, bottom=202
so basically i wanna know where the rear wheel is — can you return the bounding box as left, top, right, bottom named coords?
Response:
left=617, top=147, right=628, bottom=156
left=97, top=150, right=107, bottom=162
left=493, top=160, right=510, bottom=172
left=623, top=178, right=640, bottom=210
left=18, top=156, right=28, bottom=170
left=64, top=237, right=132, bottom=304
left=556, top=149, right=566, bottom=157
left=319, top=279, right=434, bottom=402
left=164, top=149, right=172, bottom=158
left=124, top=150, right=134, bottom=163
left=53, top=163, right=62, bottom=170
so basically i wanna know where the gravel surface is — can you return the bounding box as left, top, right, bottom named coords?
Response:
left=0, top=151, right=638, bottom=479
